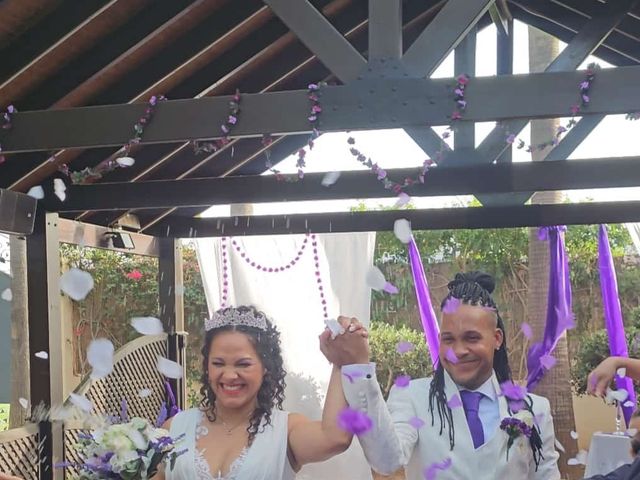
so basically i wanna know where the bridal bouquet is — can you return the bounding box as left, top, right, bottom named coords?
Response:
left=67, top=416, right=183, bottom=479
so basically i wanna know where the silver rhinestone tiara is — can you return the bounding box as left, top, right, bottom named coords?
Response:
left=205, top=308, right=268, bottom=331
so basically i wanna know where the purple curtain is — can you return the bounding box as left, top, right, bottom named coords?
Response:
left=599, top=224, right=636, bottom=427
left=527, top=226, right=575, bottom=391
left=408, top=238, right=440, bottom=368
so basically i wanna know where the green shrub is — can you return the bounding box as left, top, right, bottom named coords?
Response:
left=369, top=322, right=433, bottom=398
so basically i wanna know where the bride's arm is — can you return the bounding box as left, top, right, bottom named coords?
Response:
left=287, top=362, right=353, bottom=467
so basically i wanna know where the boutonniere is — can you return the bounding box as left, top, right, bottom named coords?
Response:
left=500, top=410, right=534, bottom=461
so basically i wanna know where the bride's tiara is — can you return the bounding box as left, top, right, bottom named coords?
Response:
left=205, top=308, right=268, bottom=331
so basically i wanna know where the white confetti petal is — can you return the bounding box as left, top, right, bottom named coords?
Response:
left=131, top=317, right=164, bottom=335
left=570, top=430, right=578, bottom=440
left=69, top=393, right=93, bottom=412
left=116, top=156, right=135, bottom=167
left=18, top=398, right=29, bottom=409
left=320, top=171, right=341, bottom=187
left=53, top=178, right=67, bottom=202
left=27, top=186, right=45, bottom=200
left=605, top=387, right=629, bottom=404
left=625, top=400, right=636, bottom=408
left=554, top=438, right=565, bottom=453
left=87, top=338, right=114, bottom=380
left=157, top=356, right=183, bottom=379
left=617, top=367, right=627, bottom=378
left=1, top=288, right=12, bottom=301
left=35, top=351, right=49, bottom=360
left=394, top=192, right=411, bottom=208
left=393, top=219, right=413, bottom=244
left=60, top=268, right=94, bottom=301
left=138, top=388, right=153, bottom=398
left=365, top=266, right=387, bottom=292
left=627, top=428, right=639, bottom=436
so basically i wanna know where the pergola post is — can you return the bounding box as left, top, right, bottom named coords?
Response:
left=26, top=210, right=63, bottom=480
left=158, top=237, right=186, bottom=409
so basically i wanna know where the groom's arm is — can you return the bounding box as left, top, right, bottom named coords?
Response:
left=342, top=364, right=418, bottom=475
left=532, top=396, right=561, bottom=480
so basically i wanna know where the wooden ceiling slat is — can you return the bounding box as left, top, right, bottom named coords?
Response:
left=0, top=0, right=63, bottom=49
left=52, top=0, right=230, bottom=109
left=0, top=0, right=153, bottom=105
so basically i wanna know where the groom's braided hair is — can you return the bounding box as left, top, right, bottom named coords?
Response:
left=427, top=272, right=543, bottom=470
left=199, top=305, right=286, bottom=444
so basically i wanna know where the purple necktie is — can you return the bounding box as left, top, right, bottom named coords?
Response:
left=460, top=390, right=485, bottom=449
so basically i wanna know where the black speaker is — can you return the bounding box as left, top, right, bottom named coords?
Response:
left=0, top=189, right=37, bottom=235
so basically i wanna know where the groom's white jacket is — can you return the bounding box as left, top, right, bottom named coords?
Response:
left=342, top=365, right=561, bottom=480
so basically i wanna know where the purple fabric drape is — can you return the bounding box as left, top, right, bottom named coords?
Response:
left=599, top=224, right=636, bottom=427
left=408, top=238, right=440, bottom=368
left=527, top=226, right=575, bottom=391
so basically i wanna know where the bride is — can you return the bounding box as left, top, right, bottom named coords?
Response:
left=156, top=305, right=367, bottom=480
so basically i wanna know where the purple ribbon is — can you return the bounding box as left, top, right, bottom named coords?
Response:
left=408, top=238, right=440, bottom=368
left=527, top=226, right=574, bottom=391
left=599, top=224, right=636, bottom=427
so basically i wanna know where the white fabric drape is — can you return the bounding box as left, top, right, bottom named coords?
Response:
left=195, top=232, right=375, bottom=479
left=625, top=223, right=640, bottom=256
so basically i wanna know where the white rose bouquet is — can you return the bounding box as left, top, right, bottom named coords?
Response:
left=65, top=416, right=183, bottom=479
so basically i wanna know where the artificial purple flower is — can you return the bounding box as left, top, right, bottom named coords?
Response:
left=337, top=407, right=373, bottom=435
left=377, top=168, right=387, bottom=180
left=228, top=115, right=237, bottom=125
left=456, top=74, right=470, bottom=85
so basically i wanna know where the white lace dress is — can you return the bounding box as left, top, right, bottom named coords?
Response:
left=166, top=408, right=296, bottom=480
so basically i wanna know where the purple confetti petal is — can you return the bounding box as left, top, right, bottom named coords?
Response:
left=540, top=354, right=557, bottom=370
left=342, top=368, right=366, bottom=384
left=444, top=348, right=459, bottom=365
left=394, top=375, right=411, bottom=388
left=521, top=322, right=533, bottom=340
left=383, top=282, right=399, bottom=294
left=337, top=407, right=373, bottom=435
left=447, top=394, right=463, bottom=409
left=396, top=341, right=415, bottom=355
left=409, top=416, right=425, bottom=429
left=423, top=458, right=453, bottom=480
left=442, top=297, right=461, bottom=314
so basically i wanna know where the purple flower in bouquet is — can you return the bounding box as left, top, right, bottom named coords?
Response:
left=500, top=410, right=534, bottom=461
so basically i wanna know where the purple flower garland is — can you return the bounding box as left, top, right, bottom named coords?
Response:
left=193, top=89, right=241, bottom=155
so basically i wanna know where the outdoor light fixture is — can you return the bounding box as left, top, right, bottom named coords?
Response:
left=104, top=231, right=135, bottom=250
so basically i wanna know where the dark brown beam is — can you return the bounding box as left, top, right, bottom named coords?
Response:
left=146, top=200, right=640, bottom=237
left=44, top=156, right=640, bottom=212
left=4, top=65, right=640, bottom=153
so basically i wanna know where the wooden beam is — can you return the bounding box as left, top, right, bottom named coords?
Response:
left=453, top=27, right=476, bottom=151
left=147, top=201, right=640, bottom=237
left=402, top=0, right=494, bottom=77
left=368, top=0, right=402, bottom=60
left=43, top=156, right=640, bottom=212
left=57, top=218, right=159, bottom=256
left=474, top=0, right=638, bottom=166
left=4, top=65, right=640, bottom=153
left=264, top=0, right=366, bottom=82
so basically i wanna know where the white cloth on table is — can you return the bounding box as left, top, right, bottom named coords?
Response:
left=584, top=433, right=633, bottom=477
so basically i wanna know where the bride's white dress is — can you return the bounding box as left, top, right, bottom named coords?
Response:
left=166, top=408, right=296, bottom=480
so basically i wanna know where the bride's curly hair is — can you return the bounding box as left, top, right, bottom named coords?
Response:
left=199, top=305, right=287, bottom=444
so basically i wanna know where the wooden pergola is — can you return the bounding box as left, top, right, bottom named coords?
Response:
left=1, top=0, right=640, bottom=478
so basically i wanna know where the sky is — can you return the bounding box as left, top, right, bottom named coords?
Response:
left=202, top=20, right=640, bottom=218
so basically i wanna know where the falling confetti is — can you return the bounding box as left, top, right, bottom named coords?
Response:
left=157, top=356, right=183, bottom=379
left=1, top=288, right=12, bottom=301
left=396, top=341, right=415, bottom=354
left=69, top=393, right=93, bottom=413
left=87, top=338, right=114, bottom=380
left=131, top=317, right=164, bottom=336
left=442, top=297, right=461, bottom=314
left=320, top=171, right=341, bottom=187
left=394, top=192, right=411, bottom=208
left=567, top=450, right=588, bottom=466
left=337, top=407, right=373, bottom=435
left=53, top=178, right=67, bottom=202
left=116, top=157, right=135, bottom=167
left=570, top=430, right=579, bottom=440
left=444, top=348, right=459, bottom=365
left=394, top=375, right=411, bottom=388
left=423, top=457, right=453, bottom=480
left=393, top=219, right=413, bottom=244
left=521, top=322, right=533, bottom=340
left=60, top=268, right=94, bottom=301
left=540, top=354, right=557, bottom=370
left=137, top=388, right=152, bottom=399
left=26, top=186, right=44, bottom=200
left=18, top=398, right=29, bottom=409
left=365, top=266, right=398, bottom=295
left=342, top=365, right=368, bottom=383
left=624, top=400, right=636, bottom=408
left=447, top=394, right=463, bottom=409
left=554, top=438, right=566, bottom=453
left=409, top=416, right=425, bottom=429
left=35, top=351, right=49, bottom=360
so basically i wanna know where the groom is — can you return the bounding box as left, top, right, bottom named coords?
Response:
left=322, top=272, right=561, bottom=479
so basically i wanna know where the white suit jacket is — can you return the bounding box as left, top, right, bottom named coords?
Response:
left=342, top=365, right=561, bottom=480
